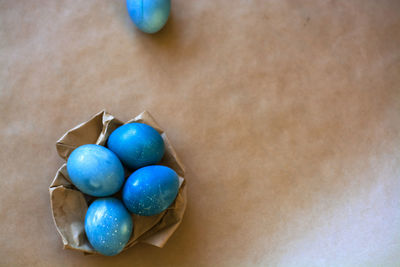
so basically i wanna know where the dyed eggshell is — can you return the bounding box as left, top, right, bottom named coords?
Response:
left=107, top=123, right=165, bottom=170
left=67, top=144, right=125, bottom=197
left=126, top=0, right=170, bottom=34
left=122, top=165, right=179, bottom=216
left=85, top=198, right=133, bottom=256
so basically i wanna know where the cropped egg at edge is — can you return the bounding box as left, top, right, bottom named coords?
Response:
left=127, top=0, right=171, bottom=34
left=67, top=144, right=125, bottom=197
left=122, top=165, right=179, bottom=216
left=85, top=198, right=133, bottom=256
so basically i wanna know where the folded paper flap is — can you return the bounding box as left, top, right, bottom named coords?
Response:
left=127, top=111, right=164, bottom=134
left=127, top=212, right=167, bottom=247
left=50, top=164, right=72, bottom=188
left=96, top=112, right=123, bottom=147
left=56, top=111, right=105, bottom=160
left=50, top=187, right=93, bottom=253
left=161, top=134, right=185, bottom=176
left=50, top=111, right=187, bottom=255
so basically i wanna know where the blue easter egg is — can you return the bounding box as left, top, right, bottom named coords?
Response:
left=67, top=144, right=125, bottom=197
left=122, top=165, right=179, bottom=216
left=85, top=198, right=133, bottom=256
left=127, top=0, right=170, bottom=33
left=107, top=123, right=165, bottom=170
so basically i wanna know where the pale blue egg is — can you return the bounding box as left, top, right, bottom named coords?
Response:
left=67, top=144, right=125, bottom=197
left=107, top=123, right=165, bottom=170
left=122, top=165, right=179, bottom=216
left=127, top=0, right=171, bottom=33
left=85, top=198, right=133, bottom=256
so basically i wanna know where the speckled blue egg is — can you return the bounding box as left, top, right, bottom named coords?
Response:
left=107, top=123, right=165, bottom=170
left=85, top=198, right=133, bottom=256
left=67, top=144, right=125, bottom=197
left=122, top=165, right=179, bottom=216
left=127, top=0, right=170, bottom=34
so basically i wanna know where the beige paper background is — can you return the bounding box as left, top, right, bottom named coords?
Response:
left=0, top=0, right=399, bottom=266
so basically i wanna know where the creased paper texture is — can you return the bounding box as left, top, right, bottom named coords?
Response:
left=49, top=111, right=187, bottom=254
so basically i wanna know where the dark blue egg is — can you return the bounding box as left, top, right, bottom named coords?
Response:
left=122, top=165, right=179, bottom=216
left=126, top=0, right=170, bottom=34
left=107, top=123, right=165, bottom=170
left=67, top=144, right=125, bottom=197
left=85, top=198, right=133, bottom=256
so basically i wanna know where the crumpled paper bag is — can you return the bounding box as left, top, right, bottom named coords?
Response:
left=49, top=111, right=187, bottom=254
